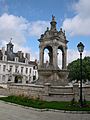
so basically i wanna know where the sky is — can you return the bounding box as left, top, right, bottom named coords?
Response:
left=0, top=0, right=90, bottom=65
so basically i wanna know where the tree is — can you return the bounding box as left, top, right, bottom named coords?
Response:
left=67, top=56, right=90, bottom=82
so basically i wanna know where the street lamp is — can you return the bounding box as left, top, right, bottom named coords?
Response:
left=77, top=42, right=84, bottom=106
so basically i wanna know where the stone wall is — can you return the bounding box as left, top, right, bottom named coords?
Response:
left=7, top=83, right=74, bottom=101
left=8, top=84, right=44, bottom=99
left=0, top=83, right=90, bottom=101
left=0, top=88, right=9, bottom=96
left=43, top=83, right=74, bottom=101
left=83, top=86, right=90, bottom=100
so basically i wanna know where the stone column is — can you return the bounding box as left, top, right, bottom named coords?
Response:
left=62, top=47, right=67, bottom=69
left=44, top=83, right=51, bottom=95
left=64, top=51, right=67, bottom=69
left=62, top=52, right=64, bottom=69
left=49, top=51, right=53, bottom=65
left=39, top=48, right=44, bottom=67
left=53, top=47, right=57, bottom=68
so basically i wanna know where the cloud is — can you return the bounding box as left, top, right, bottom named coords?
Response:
left=67, top=49, right=79, bottom=64
left=67, top=49, right=90, bottom=64
left=0, top=13, right=49, bottom=60
left=61, top=0, right=90, bottom=64
left=62, top=0, right=90, bottom=36
left=0, top=13, right=29, bottom=46
left=0, top=13, right=49, bottom=44
left=28, top=21, right=50, bottom=38
left=74, top=0, right=90, bottom=18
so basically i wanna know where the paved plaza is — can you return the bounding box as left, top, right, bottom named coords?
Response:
left=0, top=101, right=90, bottom=120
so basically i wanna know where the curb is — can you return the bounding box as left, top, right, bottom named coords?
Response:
left=0, top=100, right=90, bottom=114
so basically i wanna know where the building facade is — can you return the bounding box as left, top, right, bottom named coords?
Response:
left=0, top=41, right=38, bottom=84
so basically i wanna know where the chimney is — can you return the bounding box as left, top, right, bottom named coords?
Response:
left=35, top=59, right=37, bottom=63
left=18, top=51, right=24, bottom=59
left=2, top=47, right=5, bottom=55
left=25, top=53, right=30, bottom=60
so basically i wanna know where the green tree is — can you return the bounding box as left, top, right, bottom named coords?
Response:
left=67, top=56, right=90, bottom=82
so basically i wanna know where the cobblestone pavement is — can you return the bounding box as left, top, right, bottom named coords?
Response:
left=0, top=101, right=90, bottom=120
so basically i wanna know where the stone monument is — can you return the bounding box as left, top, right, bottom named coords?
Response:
left=37, top=16, right=69, bottom=86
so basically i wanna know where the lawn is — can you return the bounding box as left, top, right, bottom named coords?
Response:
left=0, top=96, right=90, bottom=111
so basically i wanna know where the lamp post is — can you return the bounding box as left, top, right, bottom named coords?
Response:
left=77, top=42, right=84, bottom=107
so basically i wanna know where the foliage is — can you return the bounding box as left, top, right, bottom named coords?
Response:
left=67, top=56, right=90, bottom=82
left=0, top=96, right=90, bottom=111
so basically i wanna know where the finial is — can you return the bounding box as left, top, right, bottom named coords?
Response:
left=52, top=15, right=55, bottom=21
left=50, top=15, right=57, bottom=31
left=60, top=28, right=62, bottom=31
left=64, top=30, right=65, bottom=34
left=10, top=38, right=13, bottom=43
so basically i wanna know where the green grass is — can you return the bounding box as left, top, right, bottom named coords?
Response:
left=0, top=95, right=90, bottom=111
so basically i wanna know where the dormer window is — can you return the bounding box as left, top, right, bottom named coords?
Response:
left=15, top=57, right=18, bottom=62
left=3, top=55, right=7, bottom=61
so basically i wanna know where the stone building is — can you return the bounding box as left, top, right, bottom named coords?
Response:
left=0, top=40, right=38, bottom=84
left=37, top=16, right=69, bottom=86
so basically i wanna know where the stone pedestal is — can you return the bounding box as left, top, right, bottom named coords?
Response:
left=73, top=83, right=79, bottom=101
left=37, top=68, right=69, bottom=86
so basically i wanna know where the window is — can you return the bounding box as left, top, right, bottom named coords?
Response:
left=33, top=76, right=36, bottom=80
left=29, top=68, right=31, bottom=74
left=2, top=75, right=5, bottom=82
left=8, top=75, right=12, bottom=81
left=26, top=68, right=28, bottom=74
left=0, top=75, right=1, bottom=80
left=4, top=56, right=5, bottom=61
left=3, top=65, right=6, bottom=72
left=21, top=67, right=23, bottom=74
left=0, top=65, right=1, bottom=71
left=35, top=71, right=36, bottom=76
left=29, top=76, right=31, bottom=81
left=33, top=66, right=35, bottom=69
left=9, top=65, right=13, bottom=72
left=15, top=66, right=18, bottom=73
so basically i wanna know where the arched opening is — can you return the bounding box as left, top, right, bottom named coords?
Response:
left=58, top=46, right=64, bottom=69
left=44, top=48, right=49, bottom=63
left=14, top=75, right=22, bottom=83
left=43, top=46, right=53, bottom=67
left=57, top=49, right=62, bottom=69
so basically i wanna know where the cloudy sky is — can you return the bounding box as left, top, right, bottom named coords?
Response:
left=0, top=0, right=90, bottom=65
